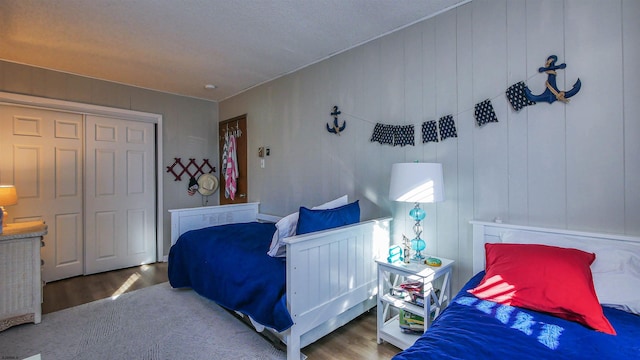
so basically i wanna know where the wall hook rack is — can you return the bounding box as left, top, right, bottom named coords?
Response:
left=166, top=158, right=215, bottom=181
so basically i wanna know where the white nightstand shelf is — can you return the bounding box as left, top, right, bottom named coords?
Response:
left=376, top=257, right=454, bottom=350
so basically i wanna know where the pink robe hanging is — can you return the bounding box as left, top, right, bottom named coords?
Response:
left=224, top=134, right=238, bottom=200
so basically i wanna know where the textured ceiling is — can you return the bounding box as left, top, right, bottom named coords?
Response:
left=0, top=0, right=469, bottom=102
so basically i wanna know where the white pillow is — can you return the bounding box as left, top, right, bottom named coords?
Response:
left=501, top=231, right=640, bottom=315
left=267, top=195, right=348, bottom=257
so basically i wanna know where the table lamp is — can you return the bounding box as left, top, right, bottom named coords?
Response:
left=0, top=185, right=18, bottom=231
left=389, top=163, right=443, bottom=262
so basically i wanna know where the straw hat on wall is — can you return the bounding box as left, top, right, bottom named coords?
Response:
left=197, top=173, right=218, bottom=196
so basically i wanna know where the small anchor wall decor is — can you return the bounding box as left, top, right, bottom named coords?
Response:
left=525, top=55, right=581, bottom=104
left=327, top=105, right=346, bottom=135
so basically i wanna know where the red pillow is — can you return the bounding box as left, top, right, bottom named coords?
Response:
left=468, top=243, right=615, bottom=335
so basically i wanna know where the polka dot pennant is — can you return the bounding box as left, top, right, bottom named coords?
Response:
left=422, top=120, right=439, bottom=143
left=370, top=123, right=394, bottom=145
left=370, top=123, right=383, bottom=143
left=506, top=81, right=536, bottom=111
left=371, top=123, right=416, bottom=146
left=438, top=115, right=458, bottom=140
left=393, top=125, right=415, bottom=147
left=474, top=99, right=498, bottom=127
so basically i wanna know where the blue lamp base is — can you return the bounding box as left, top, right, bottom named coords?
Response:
left=408, top=203, right=427, bottom=260
left=407, top=203, right=441, bottom=266
left=411, top=238, right=426, bottom=260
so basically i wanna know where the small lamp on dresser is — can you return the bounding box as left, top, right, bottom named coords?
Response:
left=0, top=185, right=18, bottom=233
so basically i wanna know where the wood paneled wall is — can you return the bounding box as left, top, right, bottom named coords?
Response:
left=220, top=0, right=640, bottom=292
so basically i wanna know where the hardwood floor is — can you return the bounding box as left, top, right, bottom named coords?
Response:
left=42, top=262, right=402, bottom=359
left=42, top=262, right=170, bottom=314
left=302, top=311, right=400, bottom=359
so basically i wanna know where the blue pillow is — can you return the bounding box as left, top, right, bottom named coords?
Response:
left=295, top=200, right=360, bottom=235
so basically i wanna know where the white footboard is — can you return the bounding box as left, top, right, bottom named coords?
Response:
left=283, top=217, right=392, bottom=360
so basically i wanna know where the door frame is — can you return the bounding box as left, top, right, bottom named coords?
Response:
left=0, top=91, right=164, bottom=261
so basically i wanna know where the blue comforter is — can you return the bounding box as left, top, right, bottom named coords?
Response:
left=393, top=272, right=640, bottom=360
left=168, top=222, right=293, bottom=332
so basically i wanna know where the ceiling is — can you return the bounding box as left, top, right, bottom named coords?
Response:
left=0, top=0, right=469, bottom=102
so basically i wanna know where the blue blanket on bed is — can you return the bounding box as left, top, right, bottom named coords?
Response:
left=168, top=222, right=293, bottom=332
left=393, top=272, right=640, bottom=360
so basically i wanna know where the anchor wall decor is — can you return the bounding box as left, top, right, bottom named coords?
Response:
left=327, top=105, right=346, bottom=135
left=525, top=55, right=581, bottom=104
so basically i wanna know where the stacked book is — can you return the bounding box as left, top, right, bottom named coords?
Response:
left=398, top=309, right=425, bottom=334
left=390, top=281, right=425, bottom=307
left=391, top=280, right=440, bottom=333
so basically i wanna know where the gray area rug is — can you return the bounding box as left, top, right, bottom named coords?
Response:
left=0, top=282, right=285, bottom=360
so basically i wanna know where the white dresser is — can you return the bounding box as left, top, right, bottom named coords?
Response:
left=0, top=221, right=47, bottom=331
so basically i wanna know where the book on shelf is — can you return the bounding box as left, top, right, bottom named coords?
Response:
left=391, top=287, right=425, bottom=307
left=398, top=308, right=437, bottom=334
left=390, top=281, right=440, bottom=308
left=398, top=309, right=424, bottom=333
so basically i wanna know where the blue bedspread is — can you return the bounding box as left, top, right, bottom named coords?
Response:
left=168, top=222, right=293, bottom=332
left=393, top=272, right=640, bottom=360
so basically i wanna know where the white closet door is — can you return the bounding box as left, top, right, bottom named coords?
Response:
left=84, top=115, right=156, bottom=274
left=0, top=105, right=84, bottom=282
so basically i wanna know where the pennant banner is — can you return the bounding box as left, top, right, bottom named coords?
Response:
left=363, top=72, right=557, bottom=146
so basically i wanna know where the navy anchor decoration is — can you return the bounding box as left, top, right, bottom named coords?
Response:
left=327, top=105, right=346, bottom=135
left=525, top=55, right=581, bottom=104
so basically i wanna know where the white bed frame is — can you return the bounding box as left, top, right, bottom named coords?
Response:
left=169, top=202, right=392, bottom=360
left=471, top=220, right=640, bottom=274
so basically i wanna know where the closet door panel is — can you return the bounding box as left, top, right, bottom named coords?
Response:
left=0, top=105, right=84, bottom=282
left=85, top=115, right=156, bottom=275
left=55, top=213, right=81, bottom=266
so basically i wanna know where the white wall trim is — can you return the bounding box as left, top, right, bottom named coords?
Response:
left=0, top=91, right=165, bottom=262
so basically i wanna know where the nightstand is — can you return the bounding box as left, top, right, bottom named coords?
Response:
left=376, top=257, right=454, bottom=350
left=0, top=221, right=47, bottom=331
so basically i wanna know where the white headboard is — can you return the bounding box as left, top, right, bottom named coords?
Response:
left=169, top=202, right=261, bottom=246
left=470, top=220, right=640, bottom=274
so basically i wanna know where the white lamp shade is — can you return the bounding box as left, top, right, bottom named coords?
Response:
left=0, top=185, right=18, bottom=206
left=389, top=163, right=444, bottom=203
